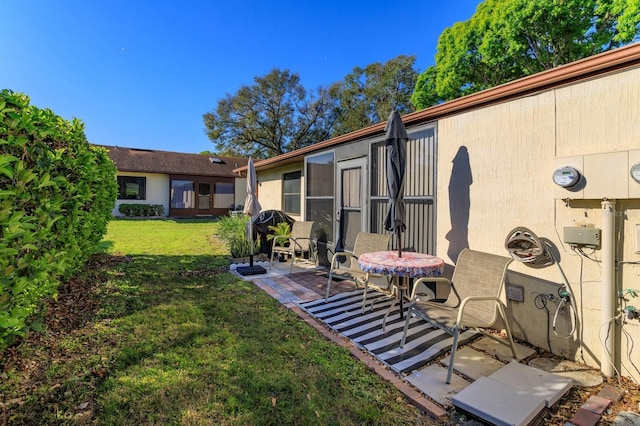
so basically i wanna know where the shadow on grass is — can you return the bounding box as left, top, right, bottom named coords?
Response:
left=2, top=252, right=431, bottom=425
left=94, top=253, right=235, bottom=319
left=93, top=253, right=413, bottom=424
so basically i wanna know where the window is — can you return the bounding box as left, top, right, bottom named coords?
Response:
left=283, top=171, right=301, bottom=214
left=307, top=152, right=334, bottom=197
left=170, top=180, right=195, bottom=208
left=214, top=182, right=234, bottom=208
left=117, top=176, right=146, bottom=200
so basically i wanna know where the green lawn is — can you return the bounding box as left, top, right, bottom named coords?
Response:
left=100, top=218, right=225, bottom=256
left=0, top=219, right=441, bottom=425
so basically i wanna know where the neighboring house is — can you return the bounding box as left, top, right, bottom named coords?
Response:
left=100, top=145, right=248, bottom=217
left=235, top=42, right=640, bottom=382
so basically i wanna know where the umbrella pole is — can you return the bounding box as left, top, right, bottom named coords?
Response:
left=249, top=217, right=254, bottom=267
left=244, top=214, right=254, bottom=267
left=397, top=230, right=402, bottom=258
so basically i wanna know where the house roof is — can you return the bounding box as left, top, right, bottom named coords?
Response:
left=234, top=42, right=640, bottom=173
left=99, top=145, right=248, bottom=177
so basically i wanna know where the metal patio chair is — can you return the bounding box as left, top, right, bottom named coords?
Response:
left=399, top=248, right=518, bottom=384
left=325, top=232, right=391, bottom=311
left=270, top=221, right=316, bottom=273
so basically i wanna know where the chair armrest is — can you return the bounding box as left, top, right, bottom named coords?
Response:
left=410, top=277, right=452, bottom=299
left=291, top=237, right=312, bottom=250
left=456, top=296, right=504, bottom=325
left=329, top=251, right=356, bottom=268
left=271, top=236, right=291, bottom=251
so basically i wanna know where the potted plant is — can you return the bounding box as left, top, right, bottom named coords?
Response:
left=267, top=222, right=291, bottom=262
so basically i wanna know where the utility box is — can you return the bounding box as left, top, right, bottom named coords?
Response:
left=563, top=227, right=601, bottom=248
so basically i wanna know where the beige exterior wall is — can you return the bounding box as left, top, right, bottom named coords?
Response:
left=257, top=164, right=305, bottom=221
left=113, top=172, right=169, bottom=217
left=437, top=65, right=640, bottom=381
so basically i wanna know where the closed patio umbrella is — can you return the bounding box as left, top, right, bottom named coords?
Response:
left=243, top=157, right=261, bottom=219
left=237, top=157, right=266, bottom=276
left=383, top=110, right=408, bottom=257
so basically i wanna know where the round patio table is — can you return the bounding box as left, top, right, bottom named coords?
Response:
left=358, top=251, right=445, bottom=329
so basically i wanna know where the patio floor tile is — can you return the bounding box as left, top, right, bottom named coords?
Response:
left=405, top=364, right=471, bottom=407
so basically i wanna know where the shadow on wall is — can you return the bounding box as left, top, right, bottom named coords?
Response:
left=446, top=146, right=472, bottom=263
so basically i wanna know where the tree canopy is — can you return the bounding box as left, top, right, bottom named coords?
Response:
left=203, top=56, right=418, bottom=157
left=411, top=0, right=640, bottom=109
left=329, top=55, right=418, bottom=136
left=203, top=69, right=335, bottom=159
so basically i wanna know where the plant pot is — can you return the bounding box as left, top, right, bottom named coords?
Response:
left=278, top=253, right=287, bottom=262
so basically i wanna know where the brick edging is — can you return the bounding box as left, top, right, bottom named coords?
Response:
left=286, top=304, right=447, bottom=419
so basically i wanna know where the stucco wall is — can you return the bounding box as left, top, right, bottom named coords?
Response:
left=437, top=65, right=640, bottom=381
left=253, top=64, right=640, bottom=381
left=113, top=172, right=169, bottom=217
left=257, top=164, right=305, bottom=221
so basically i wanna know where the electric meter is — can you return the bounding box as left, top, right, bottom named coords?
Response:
left=630, top=162, right=640, bottom=183
left=552, top=166, right=581, bottom=188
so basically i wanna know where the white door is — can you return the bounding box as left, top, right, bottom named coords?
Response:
left=336, top=157, right=367, bottom=252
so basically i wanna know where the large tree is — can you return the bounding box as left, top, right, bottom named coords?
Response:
left=330, top=55, right=418, bottom=136
left=412, top=0, right=640, bottom=109
left=203, top=69, right=336, bottom=159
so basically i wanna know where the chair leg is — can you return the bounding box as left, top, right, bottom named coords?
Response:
left=381, top=299, right=398, bottom=331
left=400, top=307, right=412, bottom=347
left=361, top=273, right=372, bottom=313
left=446, top=327, right=461, bottom=384
left=371, top=275, right=391, bottom=312
left=325, top=272, right=333, bottom=302
left=498, top=304, right=518, bottom=359
left=361, top=280, right=369, bottom=313
left=289, top=250, right=294, bottom=274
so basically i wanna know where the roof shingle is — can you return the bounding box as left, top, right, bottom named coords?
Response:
left=98, top=145, right=248, bottom=177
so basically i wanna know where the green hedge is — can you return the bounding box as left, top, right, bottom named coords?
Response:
left=0, top=89, right=117, bottom=347
left=118, top=203, right=165, bottom=217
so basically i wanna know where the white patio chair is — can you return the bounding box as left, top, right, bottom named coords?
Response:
left=325, top=232, right=391, bottom=311
left=270, top=221, right=316, bottom=273
left=399, top=249, right=518, bottom=384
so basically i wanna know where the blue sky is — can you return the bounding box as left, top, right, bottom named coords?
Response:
left=1, top=0, right=481, bottom=154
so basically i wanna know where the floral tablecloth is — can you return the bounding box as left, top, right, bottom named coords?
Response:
left=358, top=251, right=444, bottom=278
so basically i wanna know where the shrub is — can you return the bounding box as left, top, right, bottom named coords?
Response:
left=0, top=89, right=117, bottom=347
left=227, top=236, right=260, bottom=258
left=215, top=213, right=259, bottom=258
left=118, top=204, right=164, bottom=217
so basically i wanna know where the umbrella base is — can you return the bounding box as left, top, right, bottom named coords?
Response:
left=236, top=265, right=267, bottom=276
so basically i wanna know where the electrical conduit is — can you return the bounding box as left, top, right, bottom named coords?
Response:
left=601, top=199, right=615, bottom=378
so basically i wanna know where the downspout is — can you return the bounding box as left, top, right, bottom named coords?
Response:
left=600, top=199, right=615, bottom=378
